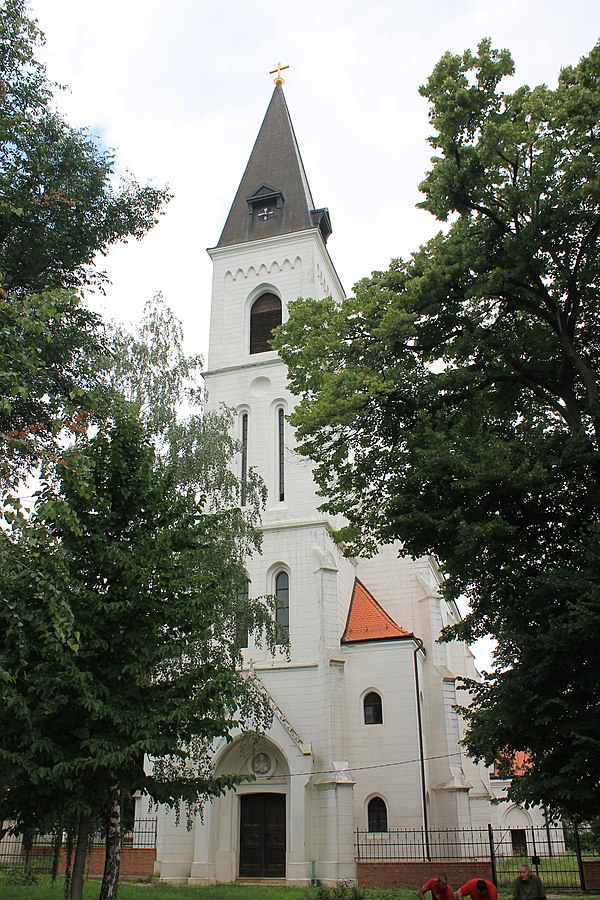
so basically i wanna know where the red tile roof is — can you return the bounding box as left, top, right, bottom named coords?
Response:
left=342, top=579, right=412, bottom=644
left=493, top=750, right=532, bottom=778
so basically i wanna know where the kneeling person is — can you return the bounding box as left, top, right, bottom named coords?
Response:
left=419, top=874, right=454, bottom=900
left=457, top=878, right=498, bottom=900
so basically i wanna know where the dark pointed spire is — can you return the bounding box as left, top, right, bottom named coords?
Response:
left=217, top=85, right=331, bottom=248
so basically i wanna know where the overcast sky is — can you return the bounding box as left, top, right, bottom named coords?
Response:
left=29, top=0, right=598, bottom=347
left=27, top=0, right=598, bottom=669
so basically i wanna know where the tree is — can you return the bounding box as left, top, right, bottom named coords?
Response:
left=0, top=289, right=103, bottom=489
left=0, top=406, right=274, bottom=900
left=274, top=41, right=600, bottom=818
left=106, top=292, right=265, bottom=524
left=0, top=0, right=169, bottom=295
left=1, top=297, right=274, bottom=899
left=0, top=0, right=170, bottom=486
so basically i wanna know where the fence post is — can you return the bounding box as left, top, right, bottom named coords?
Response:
left=543, top=807, right=553, bottom=858
left=356, top=828, right=361, bottom=862
left=573, top=822, right=587, bottom=892
left=530, top=826, right=540, bottom=876
left=488, top=824, right=498, bottom=887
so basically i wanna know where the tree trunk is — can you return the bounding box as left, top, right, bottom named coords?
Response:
left=70, top=814, right=90, bottom=900
left=99, top=784, right=122, bottom=900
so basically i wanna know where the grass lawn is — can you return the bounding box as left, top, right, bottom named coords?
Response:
left=495, top=855, right=591, bottom=890
left=1, top=877, right=598, bottom=900
left=0, top=878, right=423, bottom=899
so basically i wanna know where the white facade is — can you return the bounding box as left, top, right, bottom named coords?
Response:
left=144, top=86, right=544, bottom=885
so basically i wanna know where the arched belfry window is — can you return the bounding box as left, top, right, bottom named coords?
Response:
left=250, top=293, right=282, bottom=354
left=275, top=570, right=289, bottom=644
left=368, top=797, right=388, bottom=832
left=364, top=691, right=383, bottom=725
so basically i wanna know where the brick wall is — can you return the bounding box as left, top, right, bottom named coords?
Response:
left=583, top=861, right=600, bottom=891
left=58, top=847, right=155, bottom=881
left=358, top=861, right=493, bottom=889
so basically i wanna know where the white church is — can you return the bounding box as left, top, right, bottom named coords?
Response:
left=141, top=79, right=547, bottom=885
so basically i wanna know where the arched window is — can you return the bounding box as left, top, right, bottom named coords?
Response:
left=240, top=412, right=248, bottom=506
left=250, top=293, right=282, bottom=354
left=277, top=407, right=285, bottom=502
left=275, top=571, right=289, bottom=644
left=363, top=691, right=383, bottom=725
left=235, top=577, right=249, bottom=650
left=367, top=797, right=388, bottom=833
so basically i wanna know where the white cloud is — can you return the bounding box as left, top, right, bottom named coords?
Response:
left=26, top=0, right=599, bottom=666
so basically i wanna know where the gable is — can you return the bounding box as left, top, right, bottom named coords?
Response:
left=247, top=183, right=284, bottom=201
left=342, top=579, right=412, bottom=644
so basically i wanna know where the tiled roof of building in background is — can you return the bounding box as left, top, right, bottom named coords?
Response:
left=492, top=750, right=532, bottom=778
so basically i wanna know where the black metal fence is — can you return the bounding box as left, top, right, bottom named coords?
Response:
left=0, top=818, right=157, bottom=875
left=356, top=823, right=599, bottom=892
left=357, top=826, right=491, bottom=862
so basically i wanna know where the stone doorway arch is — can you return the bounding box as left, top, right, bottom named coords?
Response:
left=212, top=736, right=291, bottom=881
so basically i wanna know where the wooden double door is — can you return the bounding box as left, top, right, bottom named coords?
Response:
left=239, top=793, right=286, bottom=878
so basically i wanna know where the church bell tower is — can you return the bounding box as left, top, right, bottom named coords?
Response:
left=200, top=80, right=357, bottom=885
left=204, top=82, right=344, bottom=524
left=148, top=75, right=497, bottom=889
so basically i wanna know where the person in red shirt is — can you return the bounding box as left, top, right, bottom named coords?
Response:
left=420, top=874, right=455, bottom=900
left=457, top=878, right=498, bottom=900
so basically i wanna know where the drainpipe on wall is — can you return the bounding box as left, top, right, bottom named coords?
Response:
left=413, top=637, right=430, bottom=861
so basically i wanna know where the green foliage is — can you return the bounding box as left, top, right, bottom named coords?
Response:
left=1, top=295, right=277, bottom=874
left=107, top=292, right=203, bottom=437
left=0, top=0, right=170, bottom=295
left=0, top=0, right=169, bottom=487
left=0, top=880, right=423, bottom=900
left=308, top=888, right=414, bottom=900
left=274, top=41, right=600, bottom=818
left=313, top=884, right=367, bottom=900
left=0, top=877, right=338, bottom=899
left=0, top=289, right=103, bottom=487
left=0, top=867, right=40, bottom=885
left=0, top=404, right=273, bottom=836
left=563, top=818, right=600, bottom=855
left=106, top=293, right=266, bottom=531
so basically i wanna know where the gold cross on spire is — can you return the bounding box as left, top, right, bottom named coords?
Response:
left=269, top=62, right=289, bottom=86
